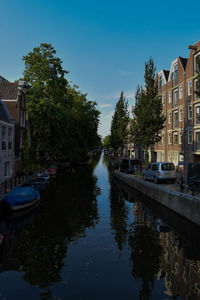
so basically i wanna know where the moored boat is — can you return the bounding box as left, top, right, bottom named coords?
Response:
left=4, top=187, right=40, bottom=211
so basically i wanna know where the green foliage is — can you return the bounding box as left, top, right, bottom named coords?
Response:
left=131, top=58, right=165, bottom=151
left=102, top=135, right=110, bottom=148
left=23, top=43, right=100, bottom=163
left=110, top=91, right=129, bottom=152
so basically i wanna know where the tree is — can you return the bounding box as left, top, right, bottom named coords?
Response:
left=23, top=43, right=100, bottom=163
left=102, top=135, right=110, bottom=148
left=131, top=58, right=165, bottom=159
left=110, top=91, right=129, bottom=153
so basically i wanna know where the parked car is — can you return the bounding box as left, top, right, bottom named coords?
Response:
left=120, top=159, right=140, bottom=174
left=143, top=162, right=176, bottom=184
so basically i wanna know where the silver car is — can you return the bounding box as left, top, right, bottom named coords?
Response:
left=144, top=162, right=176, bottom=184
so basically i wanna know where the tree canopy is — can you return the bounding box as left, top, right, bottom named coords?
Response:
left=110, top=91, right=129, bottom=152
left=22, top=43, right=100, bottom=165
left=131, top=58, right=165, bottom=152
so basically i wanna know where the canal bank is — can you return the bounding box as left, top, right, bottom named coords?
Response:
left=114, top=170, right=200, bottom=226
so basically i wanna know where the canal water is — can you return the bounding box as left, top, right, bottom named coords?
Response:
left=0, top=153, right=200, bottom=299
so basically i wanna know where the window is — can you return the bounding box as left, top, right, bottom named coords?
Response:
left=194, top=79, right=200, bottom=100
left=168, top=132, right=172, bottom=144
left=173, top=132, right=178, bottom=145
left=172, top=64, right=178, bottom=86
left=173, top=111, right=178, bottom=129
left=179, top=85, right=183, bottom=99
left=195, top=105, right=200, bottom=125
left=194, top=52, right=200, bottom=74
left=168, top=91, right=172, bottom=104
left=179, top=131, right=183, bottom=144
left=2, top=126, right=6, bottom=150
left=162, top=94, right=165, bottom=105
left=195, top=131, right=200, bottom=151
left=188, top=80, right=192, bottom=96
left=162, top=132, right=165, bottom=144
left=168, top=112, right=172, bottom=124
left=188, top=130, right=192, bottom=144
left=173, top=89, right=178, bottom=107
left=188, top=105, right=192, bottom=120
left=179, top=108, right=183, bottom=122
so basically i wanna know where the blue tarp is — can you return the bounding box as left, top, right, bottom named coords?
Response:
left=5, top=187, right=40, bottom=207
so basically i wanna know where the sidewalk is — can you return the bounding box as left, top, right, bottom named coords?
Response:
left=114, top=170, right=200, bottom=226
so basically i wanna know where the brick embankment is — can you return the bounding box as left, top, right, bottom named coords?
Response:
left=114, top=170, right=200, bottom=226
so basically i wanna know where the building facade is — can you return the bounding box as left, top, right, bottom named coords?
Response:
left=154, top=40, right=200, bottom=181
left=0, top=80, right=27, bottom=174
left=0, top=99, right=14, bottom=182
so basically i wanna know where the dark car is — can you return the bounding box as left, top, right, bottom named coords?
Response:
left=120, top=159, right=140, bottom=174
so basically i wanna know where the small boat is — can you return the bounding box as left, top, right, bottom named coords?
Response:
left=4, top=187, right=40, bottom=211
left=22, top=177, right=48, bottom=192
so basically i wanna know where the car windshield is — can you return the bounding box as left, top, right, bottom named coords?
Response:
left=161, top=163, right=175, bottom=171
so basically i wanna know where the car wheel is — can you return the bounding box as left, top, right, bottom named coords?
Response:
left=154, top=176, right=158, bottom=184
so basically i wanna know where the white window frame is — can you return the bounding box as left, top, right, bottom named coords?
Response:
left=173, top=110, right=178, bottom=129
left=173, top=89, right=178, bottom=107
left=168, top=132, right=172, bottom=144
left=162, top=132, right=165, bottom=144
left=179, top=108, right=183, bottom=122
left=173, top=132, right=178, bottom=145
left=194, top=52, right=200, bottom=75
left=195, top=129, right=200, bottom=151
left=179, top=131, right=183, bottom=144
left=194, top=79, right=200, bottom=100
left=188, top=80, right=192, bottom=96
left=188, top=130, right=192, bottom=144
left=188, top=105, right=192, bottom=120
left=195, top=104, right=200, bottom=125
left=168, top=111, right=172, bottom=124
left=168, top=91, right=172, bottom=104
left=179, top=85, right=183, bottom=99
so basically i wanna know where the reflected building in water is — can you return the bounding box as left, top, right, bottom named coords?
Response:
left=132, top=196, right=200, bottom=300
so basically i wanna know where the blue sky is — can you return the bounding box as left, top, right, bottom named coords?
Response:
left=1, top=0, right=200, bottom=137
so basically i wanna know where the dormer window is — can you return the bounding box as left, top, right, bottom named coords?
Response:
left=171, top=64, right=178, bottom=86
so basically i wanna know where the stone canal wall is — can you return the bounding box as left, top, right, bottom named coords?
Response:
left=114, top=170, right=200, bottom=226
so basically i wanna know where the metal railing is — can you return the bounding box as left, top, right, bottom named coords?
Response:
left=0, top=174, right=29, bottom=199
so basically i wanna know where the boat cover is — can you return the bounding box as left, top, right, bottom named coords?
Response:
left=5, top=187, right=40, bottom=207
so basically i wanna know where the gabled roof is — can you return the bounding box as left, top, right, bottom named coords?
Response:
left=0, top=99, right=13, bottom=123
left=0, top=81, right=18, bottom=100
left=179, top=57, right=188, bottom=71
left=0, top=75, right=8, bottom=82
left=163, top=70, right=170, bottom=81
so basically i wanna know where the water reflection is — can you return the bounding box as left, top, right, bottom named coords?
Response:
left=0, top=157, right=101, bottom=299
left=0, top=154, right=200, bottom=299
left=112, top=178, right=200, bottom=300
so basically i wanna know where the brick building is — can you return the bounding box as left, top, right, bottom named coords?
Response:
left=0, top=79, right=28, bottom=174
left=0, top=99, right=14, bottom=182
left=154, top=40, right=200, bottom=181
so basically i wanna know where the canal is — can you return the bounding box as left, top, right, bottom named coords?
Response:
left=0, top=153, right=200, bottom=299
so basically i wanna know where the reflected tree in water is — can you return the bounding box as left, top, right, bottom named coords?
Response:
left=129, top=224, right=161, bottom=300
left=0, top=162, right=100, bottom=299
left=109, top=182, right=130, bottom=251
